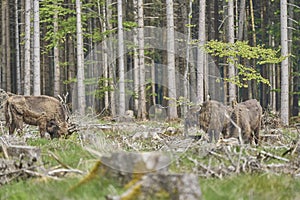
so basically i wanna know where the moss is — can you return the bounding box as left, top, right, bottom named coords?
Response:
left=68, top=160, right=101, bottom=192
left=120, top=181, right=142, bottom=200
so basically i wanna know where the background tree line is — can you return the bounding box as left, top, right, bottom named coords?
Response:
left=0, top=0, right=299, bottom=125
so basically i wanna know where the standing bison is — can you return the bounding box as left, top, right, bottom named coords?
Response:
left=227, top=99, right=262, bottom=145
left=184, top=100, right=231, bottom=142
left=4, top=95, right=69, bottom=139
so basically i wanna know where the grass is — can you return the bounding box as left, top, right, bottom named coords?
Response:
left=1, top=123, right=300, bottom=199
left=201, top=174, right=300, bottom=200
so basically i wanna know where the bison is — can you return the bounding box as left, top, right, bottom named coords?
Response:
left=4, top=95, right=69, bottom=139
left=184, top=100, right=231, bottom=142
left=227, top=99, right=262, bottom=145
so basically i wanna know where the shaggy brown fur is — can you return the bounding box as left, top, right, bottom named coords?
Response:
left=227, top=99, right=262, bottom=145
left=4, top=95, right=69, bottom=139
left=198, top=100, right=231, bottom=142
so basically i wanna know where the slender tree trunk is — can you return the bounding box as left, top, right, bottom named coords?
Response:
left=99, top=0, right=109, bottom=110
left=270, top=34, right=276, bottom=112
left=249, top=0, right=257, bottom=99
left=197, top=0, right=205, bottom=104
left=166, top=0, right=178, bottom=119
left=33, top=0, right=41, bottom=95
left=53, top=9, right=60, bottom=97
left=5, top=0, right=11, bottom=92
left=1, top=0, right=6, bottom=90
left=137, top=0, right=146, bottom=120
left=76, top=0, right=86, bottom=115
left=24, top=0, right=31, bottom=95
left=133, top=0, right=139, bottom=114
left=280, top=0, right=289, bottom=125
left=106, top=0, right=116, bottom=117
left=117, top=0, right=126, bottom=116
left=15, top=0, right=21, bottom=94
left=237, top=0, right=246, bottom=41
left=183, top=0, right=192, bottom=115
left=228, top=0, right=236, bottom=102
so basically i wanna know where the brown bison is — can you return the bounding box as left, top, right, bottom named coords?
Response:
left=4, top=95, right=69, bottom=139
left=184, top=100, right=231, bottom=142
left=227, top=99, right=262, bottom=145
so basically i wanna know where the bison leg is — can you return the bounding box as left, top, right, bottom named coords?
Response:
left=253, top=128, right=260, bottom=145
left=208, top=129, right=220, bottom=143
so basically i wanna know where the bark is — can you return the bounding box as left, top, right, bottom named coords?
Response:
left=137, top=0, right=147, bottom=120
left=166, top=0, right=178, bottom=119
left=76, top=0, right=86, bottom=115
left=133, top=0, right=139, bottom=114
left=53, top=9, right=60, bottom=97
left=117, top=0, right=126, bottom=116
left=107, top=0, right=116, bottom=117
left=24, top=0, right=31, bottom=95
left=228, top=0, right=236, bottom=102
left=6, top=1, right=11, bottom=92
left=33, top=0, right=41, bottom=96
left=249, top=0, right=257, bottom=99
left=197, top=0, right=205, bottom=104
left=15, top=0, right=21, bottom=94
left=98, top=0, right=109, bottom=110
left=280, top=0, right=289, bottom=125
left=237, top=0, right=246, bottom=41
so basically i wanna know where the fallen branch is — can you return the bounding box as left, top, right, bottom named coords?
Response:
left=258, top=150, right=289, bottom=162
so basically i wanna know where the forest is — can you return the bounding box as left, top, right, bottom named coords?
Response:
left=1, top=1, right=300, bottom=199
left=0, top=0, right=299, bottom=124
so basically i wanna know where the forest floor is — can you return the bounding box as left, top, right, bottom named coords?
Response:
left=0, top=114, right=300, bottom=200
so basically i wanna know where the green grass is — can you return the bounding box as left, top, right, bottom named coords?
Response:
left=201, top=174, right=300, bottom=200
left=0, top=176, right=123, bottom=200
left=1, top=124, right=300, bottom=199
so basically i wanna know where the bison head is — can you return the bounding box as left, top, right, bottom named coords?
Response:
left=46, top=120, right=69, bottom=139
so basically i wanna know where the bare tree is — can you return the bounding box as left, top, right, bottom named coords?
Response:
left=1, top=0, right=11, bottom=92
left=24, top=0, right=31, bottom=95
left=117, top=0, right=125, bottom=116
left=166, top=0, right=178, bottom=119
left=98, top=0, right=109, bottom=110
left=280, top=0, right=289, bottom=125
left=137, top=0, right=147, bottom=120
left=197, top=0, right=205, bottom=104
left=228, top=0, right=236, bottom=102
left=33, top=0, right=41, bottom=95
left=76, top=0, right=86, bottom=115
left=15, top=0, right=21, bottom=94
left=133, top=0, right=139, bottom=115
left=237, top=0, right=246, bottom=41
left=107, top=0, right=116, bottom=117
left=53, top=6, right=60, bottom=97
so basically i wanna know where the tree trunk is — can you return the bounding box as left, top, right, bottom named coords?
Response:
left=76, top=0, right=86, bottom=115
left=280, top=0, right=289, bottom=125
left=99, top=0, right=109, bottom=110
left=24, top=0, right=31, bottom=95
left=33, top=0, right=41, bottom=96
left=3, top=0, right=11, bottom=92
left=237, top=0, right=246, bottom=41
left=53, top=9, right=60, bottom=97
left=228, top=0, right=236, bottom=103
left=197, top=0, right=205, bottom=104
left=166, top=0, right=178, bottom=120
left=118, top=0, right=126, bottom=116
left=133, top=0, right=139, bottom=115
left=107, top=0, right=116, bottom=117
left=183, top=0, right=192, bottom=116
left=137, top=0, right=147, bottom=120
left=15, top=0, right=21, bottom=94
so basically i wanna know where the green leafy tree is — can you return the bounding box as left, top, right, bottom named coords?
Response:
left=204, top=40, right=285, bottom=88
